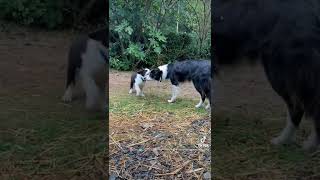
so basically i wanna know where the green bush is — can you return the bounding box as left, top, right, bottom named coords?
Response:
left=0, top=0, right=107, bottom=29
left=162, top=32, right=192, bottom=63
left=0, top=0, right=63, bottom=29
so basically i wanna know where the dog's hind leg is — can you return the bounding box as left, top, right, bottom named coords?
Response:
left=193, top=80, right=205, bottom=108
left=303, top=117, right=320, bottom=152
left=271, top=104, right=304, bottom=145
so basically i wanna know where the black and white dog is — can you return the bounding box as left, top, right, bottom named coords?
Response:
left=129, top=68, right=150, bottom=96
left=145, top=60, right=212, bottom=109
left=62, top=28, right=108, bottom=112
left=214, top=0, right=320, bottom=151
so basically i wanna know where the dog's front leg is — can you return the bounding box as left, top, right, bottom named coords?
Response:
left=168, top=85, right=179, bottom=103
left=62, top=85, right=74, bottom=102
left=135, top=84, right=143, bottom=96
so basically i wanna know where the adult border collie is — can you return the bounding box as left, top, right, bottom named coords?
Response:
left=62, top=28, right=108, bottom=112
left=129, top=68, right=150, bottom=96
left=213, top=0, right=320, bottom=151
left=146, top=60, right=212, bottom=110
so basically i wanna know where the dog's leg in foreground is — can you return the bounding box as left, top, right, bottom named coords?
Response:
left=62, top=85, right=74, bottom=102
left=271, top=107, right=303, bottom=145
left=168, top=85, right=179, bottom=103
left=195, top=97, right=204, bottom=108
left=303, top=119, right=320, bottom=151
left=134, top=84, right=143, bottom=96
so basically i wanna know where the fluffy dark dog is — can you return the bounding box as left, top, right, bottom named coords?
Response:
left=129, top=68, right=150, bottom=96
left=146, top=60, right=212, bottom=109
left=62, top=28, right=108, bottom=112
left=213, top=0, right=320, bottom=151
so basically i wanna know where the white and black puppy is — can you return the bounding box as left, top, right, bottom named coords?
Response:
left=129, top=68, right=150, bottom=96
left=62, top=29, right=108, bottom=112
left=145, top=60, right=212, bottom=109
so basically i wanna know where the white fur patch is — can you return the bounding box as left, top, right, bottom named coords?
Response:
left=62, top=85, right=73, bottom=102
left=168, top=85, right=179, bottom=103
left=271, top=110, right=296, bottom=145
left=195, top=98, right=204, bottom=108
left=158, top=64, right=168, bottom=80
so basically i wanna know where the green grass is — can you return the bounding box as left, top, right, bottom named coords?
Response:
left=213, top=112, right=320, bottom=179
left=0, top=92, right=107, bottom=178
left=110, top=93, right=208, bottom=119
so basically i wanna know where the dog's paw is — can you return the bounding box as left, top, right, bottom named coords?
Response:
left=62, top=95, right=72, bottom=102
left=271, top=137, right=282, bottom=145
left=168, top=99, right=175, bottom=103
left=195, top=104, right=203, bottom=108
left=302, top=138, right=319, bottom=152
left=140, top=93, right=145, bottom=97
left=129, top=89, right=133, bottom=94
left=271, top=136, right=292, bottom=145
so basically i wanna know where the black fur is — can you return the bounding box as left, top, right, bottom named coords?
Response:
left=213, top=0, right=320, bottom=149
left=149, top=69, right=164, bottom=82
left=88, top=27, right=108, bottom=47
left=66, top=35, right=88, bottom=88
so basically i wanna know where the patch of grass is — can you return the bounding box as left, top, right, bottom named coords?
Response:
left=213, top=112, right=320, bottom=179
left=110, top=93, right=208, bottom=118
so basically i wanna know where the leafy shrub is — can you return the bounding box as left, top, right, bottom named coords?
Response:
left=0, top=0, right=107, bottom=29
left=0, top=0, right=63, bottom=29
left=162, top=32, right=192, bottom=63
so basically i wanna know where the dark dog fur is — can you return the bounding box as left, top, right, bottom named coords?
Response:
left=147, top=60, right=212, bottom=109
left=213, top=0, right=320, bottom=151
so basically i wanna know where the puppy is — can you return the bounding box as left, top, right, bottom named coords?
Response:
left=129, top=68, right=150, bottom=96
left=62, top=34, right=107, bottom=112
left=145, top=60, right=212, bottom=109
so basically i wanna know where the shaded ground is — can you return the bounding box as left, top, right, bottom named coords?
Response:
left=0, top=24, right=107, bottom=179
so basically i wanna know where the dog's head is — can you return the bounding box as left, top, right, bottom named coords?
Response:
left=145, top=68, right=163, bottom=82
left=137, top=68, right=151, bottom=81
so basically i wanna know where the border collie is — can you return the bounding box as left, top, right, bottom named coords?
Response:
left=214, top=0, right=320, bottom=151
left=62, top=29, right=107, bottom=112
left=145, top=60, right=212, bottom=110
left=129, top=68, right=150, bottom=96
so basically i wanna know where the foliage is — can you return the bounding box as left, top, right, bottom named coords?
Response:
left=0, top=0, right=107, bottom=29
left=110, top=0, right=211, bottom=71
